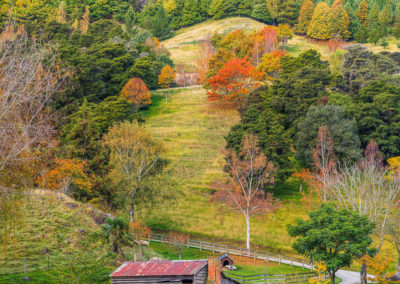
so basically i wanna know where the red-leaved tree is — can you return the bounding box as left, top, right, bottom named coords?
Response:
left=121, top=77, right=151, bottom=107
left=211, top=135, right=280, bottom=250
left=207, top=57, right=262, bottom=107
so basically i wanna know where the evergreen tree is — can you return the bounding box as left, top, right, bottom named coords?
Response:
left=266, top=0, right=280, bottom=25
left=330, top=0, right=351, bottom=39
left=307, top=2, right=332, bottom=40
left=125, top=6, right=137, bottom=36
left=152, top=4, right=170, bottom=39
left=181, top=0, right=200, bottom=26
left=251, top=0, right=273, bottom=23
left=356, top=0, right=369, bottom=26
left=368, top=3, right=380, bottom=30
left=296, top=0, right=315, bottom=34
left=278, top=0, right=298, bottom=26
left=369, top=22, right=382, bottom=44
left=378, top=4, right=393, bottom=35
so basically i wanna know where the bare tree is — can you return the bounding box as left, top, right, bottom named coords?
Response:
left=327, top=142, right=400, bottom=283
left=102, top=121, right=163, bottom=222
left=168, top=231, right=189, bottom=260
left=196, top=37, right=214, bottom=84
left=211, top=135, right=280, bottom=250
left=386, top=208, right=400, bottom=280
left=313, top=126, right=336, bottom=202
left=0, top=23, right=64, bottom=187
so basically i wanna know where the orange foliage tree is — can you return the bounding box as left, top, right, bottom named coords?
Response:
left=130, top=220, right=152, bottom=256
left=361, top=254, right=397, bottom=283
left=36, top=158, right=92, bottom=197
left=257, top=49, right=285, bottom=81
left=121, top=77, right=151, bottom=107
left=207, top=57, right=262, bottom=107
left=158, top=65, right=176, bottom=102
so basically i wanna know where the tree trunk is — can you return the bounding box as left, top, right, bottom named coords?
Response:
left=398, top=252, right=400, bottom=272
left=130, top=188, right=138, bottom=222
left=360, top=263, right=367, bottom=284
left=330, top=272, right=335, bottom=284
left=113, top=242, right=119, bottom=254
left=245, top=213, right=250, bottom=250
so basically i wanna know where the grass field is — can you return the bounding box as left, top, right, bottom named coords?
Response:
left=140, top=86, right=309, bottom=254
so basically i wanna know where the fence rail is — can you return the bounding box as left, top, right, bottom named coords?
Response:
left=149, top=233, right=313, bottom=270
left=222, top=271, right=328, bottom=284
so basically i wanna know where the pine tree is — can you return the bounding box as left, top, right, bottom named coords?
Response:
left=356, top=0, right=369, bottom=26
left=296, top=0, right=315, bottom=34
left=278, top=0, right=298, bottom=26
left=307, top=2, right=332, bottom=40
left=125, top=6, right=137, bottom=36
left=378, top=4, right=393, bottom=35
left=152, top=4, right=170, bottom=39
left=330, top=0, right=351, bottom=39
left=369, top=22, right=382, bottom=44
left=367, top=3, right=380, bottom=30
left=266, top=0, right=280, bottom=25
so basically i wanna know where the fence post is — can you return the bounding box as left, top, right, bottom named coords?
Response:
left=200, top=241, right=202, bottom=251
left=264, top=275, right=267, bottom=284
left=302, top=259, right=305, bottom=269
left=279, top=255, right=281, bottom=265
left=290, top=257, right=293, bottom=266
left=226, top=245, right=228, bottom=254
left=243, top=276, right=246, bottom=284
left=187, top=239, right=190, bottom=248
left=253, top=250, right=256, bottom=262
left=212, top=243, right=215, bottom=254
left=161, top=235, right=163, bottom=243
left=24, top=257, right=27, bottom=274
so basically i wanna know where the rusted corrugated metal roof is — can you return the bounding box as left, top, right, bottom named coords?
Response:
left=111, top=260, right=208, bottom=277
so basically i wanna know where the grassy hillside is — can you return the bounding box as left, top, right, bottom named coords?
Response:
left=141, top=87, right=309, bottom=254
left=164, top=17, right=399, bottom=72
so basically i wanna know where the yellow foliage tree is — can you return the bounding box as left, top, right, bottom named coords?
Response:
left=80, top=6, right=90, bottom=34
left=307, top=2, right=333, bottom=40
left=361, top=254, right=397, bottom=283
left=329, top=0, right=351, bottom=39
left=297, top=0, right=315, bottom=34
left=56, top=1, right=67, bottom=24
left=158, top=65, right=176, bottom=102
left=356, top=0, right=369, bottom=26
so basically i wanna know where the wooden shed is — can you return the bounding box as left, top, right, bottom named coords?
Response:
left=218, top=254, right=234, bottom=267
left=110, top=260, right=208, bottom=284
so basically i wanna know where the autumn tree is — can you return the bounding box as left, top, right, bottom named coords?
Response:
left=0, top=24, right=65, bottom=188
left=121, top=78, right=151, bottom=108
left=356, top=0, right=368, bottom=26
left=277, top=24, right=293, bottom=48
left=80, top=6, right=90, bottom=34
left=257, top=50, right=285, bottom=81
left=168, top=231, right=189, bottom=260
left=158, top=65, right=176, bottom=102
left=197, top=38, right=214, bottom=83
left=211, top=135, right=280, bottom=250
left=36, top=158, right=93, bottom=199
left=262, top=26, right=279, bottom=53
left=296, top=0, right=315, bottom=34
left=307, top=2, right=332, bottom=40
left=103, top=121, right=164, bottom=222
left=56, top=1, right=67, bottom=24
left=207, top=57, right=262, bottom=107
left=329, top=0, right=351, bottom=40
left=361, top=254, right=398, bottom=283
left=130, top=221, right=152, bottom=257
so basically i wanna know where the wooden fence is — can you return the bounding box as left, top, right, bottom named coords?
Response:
left=149, top=234, right=313, bottom=270
left=222, top=271, right=328, bottom=284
